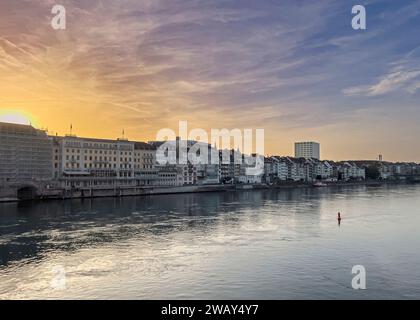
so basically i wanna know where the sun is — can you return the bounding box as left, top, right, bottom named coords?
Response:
left=0, top=110, right=38, bottom=127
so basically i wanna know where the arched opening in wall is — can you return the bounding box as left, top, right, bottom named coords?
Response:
left=17, top=186, right=37, bottom=201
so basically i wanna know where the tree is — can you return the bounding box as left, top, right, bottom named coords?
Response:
left=365, top=166, right=380, bottom=180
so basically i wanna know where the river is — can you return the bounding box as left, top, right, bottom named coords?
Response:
left=1, top=184, right=420, bottom=299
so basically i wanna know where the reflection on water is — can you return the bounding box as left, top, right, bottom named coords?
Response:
left=1, top=184, right=420, bottom=299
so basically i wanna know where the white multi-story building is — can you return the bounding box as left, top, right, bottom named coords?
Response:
left=133, top=142, right=158, bottom=186
left=0, top=122, right=53, bottom=183
left=275, top=157, right=327, bottom=182
left=53, top=135, right=133, bottom=189
left=155, top=165, right=183, bottom=186
left=238, top=154, right=264, bottom=184
left=0, top=122, right=53, bottom=200
left=284, top=157, right=304, bottom=181
left=312, top=160, right=334, bottom=180
left=219, top=149, right=242, bottom=183
left=295, top=142, right=320, bottom=160
left=277, top=159, right=288, bottom=181
left=150, top=138, right=221, bottom=185
left=264, top=156, right=289, bottom=182
left=337, top=162, right=365, bottom=181
left=52, top=135, right=160, bottom=189
left=264, top=157, right=279, bottom=183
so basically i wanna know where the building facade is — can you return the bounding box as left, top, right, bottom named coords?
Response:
left=52, top=135, right=162, bottom=189
left=0, top=122, right=53, bottom=184
left=2, top=121, right=411, bottom=199
left=134, top=142, right=158, bottom=186
left=295, top=142, right=320, bottom=160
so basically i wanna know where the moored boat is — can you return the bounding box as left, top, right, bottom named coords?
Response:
left=313, top=181, right=328, bottom=187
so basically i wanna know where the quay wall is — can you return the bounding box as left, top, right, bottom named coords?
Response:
left=0, top=180, right=415, bottom=203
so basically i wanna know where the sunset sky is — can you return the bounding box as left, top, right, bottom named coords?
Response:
left=0, top=0, right=419, bottom=161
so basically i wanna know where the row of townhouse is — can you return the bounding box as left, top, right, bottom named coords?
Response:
left=53, top=135, right=225, bottom=189
left=375, top=162, right=419, bottom=179
left=52, top=135, right=268, bottom=189
left=263, top=157, right=365, bottom=183
left=150, top=138, right=222, bottom=186
left=350, top=161, right=420, bottom=180
left=6, top=122, right=402, bottom=190
left=335, top=162, right=366, bottom=181
left=218, top=149, right=263, bottom=184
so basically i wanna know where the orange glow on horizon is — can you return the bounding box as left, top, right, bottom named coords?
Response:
left=0, top=109, right=39, bottom=127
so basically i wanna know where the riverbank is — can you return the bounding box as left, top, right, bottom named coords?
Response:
left=0, top=179, right=415, bottom=203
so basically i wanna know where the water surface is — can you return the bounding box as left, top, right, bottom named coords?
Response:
left=1, top=184, right=420, bottom=299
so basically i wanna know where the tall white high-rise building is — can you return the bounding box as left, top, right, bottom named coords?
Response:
left=295, top=142, right=320, bottom=160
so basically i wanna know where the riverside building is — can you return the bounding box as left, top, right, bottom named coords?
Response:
left=0, top=122, right=52, bottom=183
left=52, top=135, right=158, bottom=189
left=295, top=141, right=320, bottom=160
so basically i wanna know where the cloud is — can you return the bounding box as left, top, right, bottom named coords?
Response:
left=343, top=66, right=420, bottom=96
left=1, top=0, right=420, bottom=160
left=407, top=81, right=420, bottom=94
